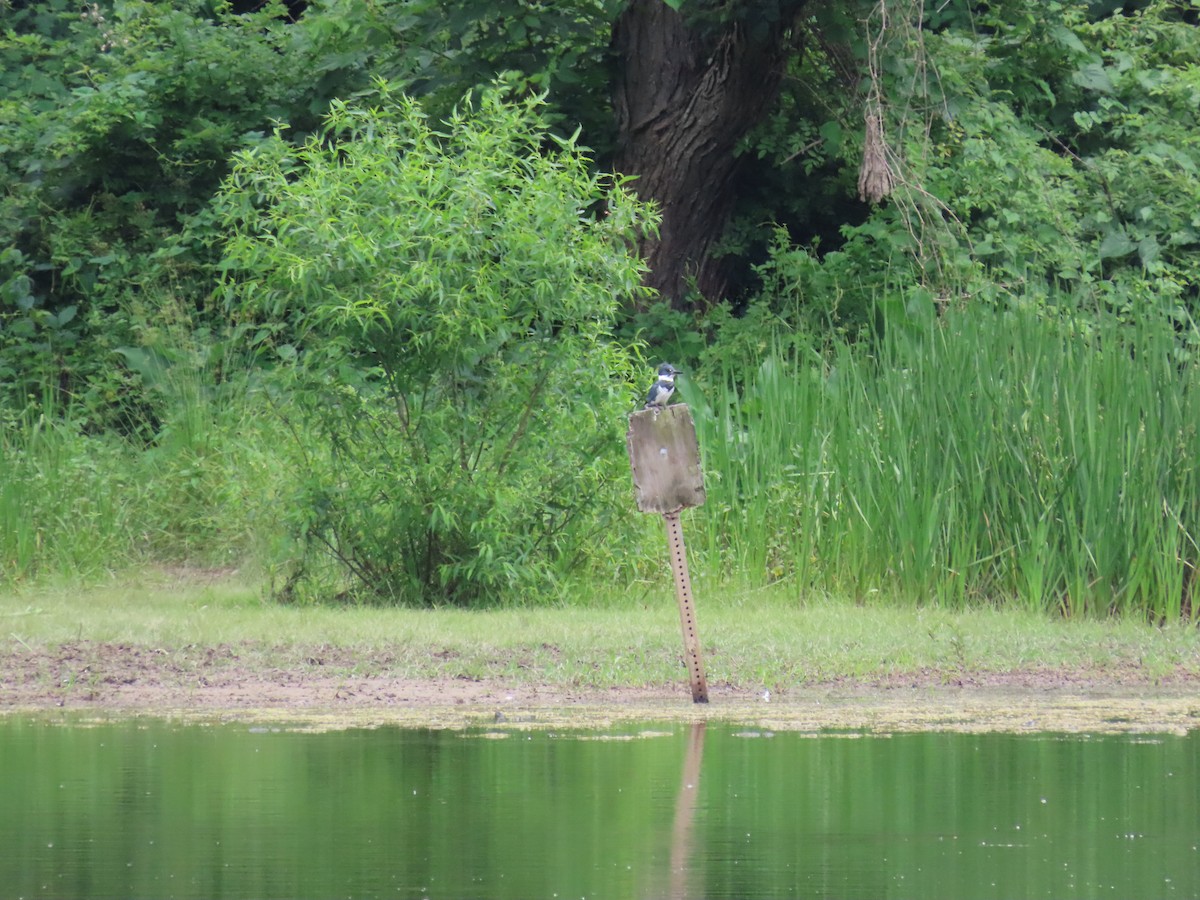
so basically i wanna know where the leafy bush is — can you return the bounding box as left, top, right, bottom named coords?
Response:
left=216, top=83, right=655, bottom=606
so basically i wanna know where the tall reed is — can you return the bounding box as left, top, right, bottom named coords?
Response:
left=0, top=399, right=136, bottom=580
left=0, top=357, right=293, bottom=584
left=689, top=305, right=1200, bottom=619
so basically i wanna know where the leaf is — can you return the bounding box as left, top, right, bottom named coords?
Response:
left=1098, top=229, right=1135, bottom=259
left=1049, top=25, right=1087, bottom=56
left=818, top=120, right=843, bottom=154
left=1072, top=62, right=1114, bottom=94
left=1137, top=236, right=1160, bottom=268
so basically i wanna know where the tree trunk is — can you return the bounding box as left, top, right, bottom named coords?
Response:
left=612, top=0, right=805, bottom=309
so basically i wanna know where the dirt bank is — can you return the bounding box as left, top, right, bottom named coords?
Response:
left=3, top=640, right=1198, bottom=733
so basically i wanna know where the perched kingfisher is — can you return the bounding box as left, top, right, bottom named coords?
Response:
left=644, top=363, right=682, bottom=410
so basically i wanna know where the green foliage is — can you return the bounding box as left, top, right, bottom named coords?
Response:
left=216, top=84, right=655, bottom=606
left=917, top=0, right=1200, bottom=308
left=343, top=0, right=621, bottom=155
left=727, top=0, right=1200, bottom=337
left=0, top=0, right=390, bottom=424
left=1066, top=3, right=1200, bottom=312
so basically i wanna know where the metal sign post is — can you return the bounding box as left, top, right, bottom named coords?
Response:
left=627, top=404, right=709, bottom=703
left=664, top=510, right=707, bottom=702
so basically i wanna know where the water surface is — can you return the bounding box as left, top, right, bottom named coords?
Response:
left=2, top=718, right=1197, bottom=899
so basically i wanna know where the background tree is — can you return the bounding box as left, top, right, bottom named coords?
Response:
left=353, top=0, right=867, bottom=309
left=611, top=0, right=812, bottom=307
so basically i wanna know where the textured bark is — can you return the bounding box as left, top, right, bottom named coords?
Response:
left=612, top=0, right=806, bottom=309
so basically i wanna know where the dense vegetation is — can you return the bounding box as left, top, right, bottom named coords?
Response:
left=3, top=0, right=1199, bottom=618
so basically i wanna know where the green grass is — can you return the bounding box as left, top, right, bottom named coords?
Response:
left=3, top=573, right=1197, bottom=689
left=0, top=375, right=294, bottom=584
left=0, top=404, right=137, bottom=580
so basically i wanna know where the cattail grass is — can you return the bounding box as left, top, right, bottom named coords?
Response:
left=688, top=303, right=1200, bottom=620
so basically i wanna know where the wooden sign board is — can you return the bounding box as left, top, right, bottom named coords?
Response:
left=627, top=404, right=706, bottom=514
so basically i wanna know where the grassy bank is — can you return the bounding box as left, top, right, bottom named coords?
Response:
left=4, top=572, right=1198, bottom=690
left=4, top=303, right=1200, bottom=620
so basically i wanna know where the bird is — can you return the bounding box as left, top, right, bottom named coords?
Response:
left=644, top=363, right=682, bottom=410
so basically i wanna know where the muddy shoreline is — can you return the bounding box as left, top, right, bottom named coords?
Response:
left=3, top=640, right=1198, bottom=733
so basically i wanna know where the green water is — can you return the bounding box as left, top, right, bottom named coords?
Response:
left=1, top=719, right=1197, bottom=899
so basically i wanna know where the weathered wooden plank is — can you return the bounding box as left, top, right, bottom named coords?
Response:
left=626, top=404, right=706, bottom=514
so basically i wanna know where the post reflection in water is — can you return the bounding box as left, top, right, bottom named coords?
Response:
left=665, top=721, right=707, bottom=900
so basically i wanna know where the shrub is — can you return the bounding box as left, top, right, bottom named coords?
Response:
left=216, top=82, right=655, bottom=606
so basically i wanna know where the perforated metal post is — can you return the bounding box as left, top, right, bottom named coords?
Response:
left=665, top=511, right=708, bottom=703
